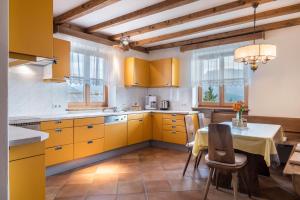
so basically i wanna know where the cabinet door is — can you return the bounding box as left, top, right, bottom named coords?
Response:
left=45, top=144, right=74, bottom=166
left=51, top=38, right=70, bottom=81
left=9, top=0, right=53, bottom=58
left=10, top=155, right=45, bottom=200
left=152, top=113, right=163, bottom=141
left=45, top=127, right=73, bottom=148
left=104, top=122, right=128, bottom=151
left=150, top=58, right=172, bottom=87
left=128, top=119, right=143, bottom=145
left=171, top=58, right=180, bottom=87
left=134, top=58, right=149, bottom=87
left=74, top=124, right=105, bottom=143
left=74, top=138, right=104, bottom=159
left=143, top=113, right=152, bottom=141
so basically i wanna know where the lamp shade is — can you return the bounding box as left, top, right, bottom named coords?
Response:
left=234, top=44, right=276, bottom=64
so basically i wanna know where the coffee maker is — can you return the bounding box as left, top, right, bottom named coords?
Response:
left=145, top=95, right=157, bottom=110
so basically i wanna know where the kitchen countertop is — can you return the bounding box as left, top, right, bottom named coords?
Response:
left=9, top=110, right=198, bottom=124
left=9, top=125, right=49, bottom=147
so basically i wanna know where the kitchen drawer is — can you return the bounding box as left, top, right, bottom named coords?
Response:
left=163, top=114, right=185, bottom=120
left=10, top=141, right=44, bottom=161
left=163, top=118, right=185, bottom=126
left=45, top=127, right=73, bottom=148
left=163, top=125, right=186, bottom=132
left=45, top=144, right=73, bottom=166
left=128, top=114, right=144, bottom=120
left=74, top=138, right=104, bottom=159
left=40, top=119, right=73, bottom=130
left=74, top=117, right=104, bottom=127
left=74, top=124, right=104, bottom=143
left=163, top=130, right=186, bottom=145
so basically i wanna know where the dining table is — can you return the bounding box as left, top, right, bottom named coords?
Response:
left=192, top=121, right=284, bottom=195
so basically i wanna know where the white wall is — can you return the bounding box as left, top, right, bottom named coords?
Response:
left=0, top=0, right=9, bottom=199
left=248, top=26, right=300, bottom=118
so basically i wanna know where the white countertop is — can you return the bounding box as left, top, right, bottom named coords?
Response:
left=9, top=126, right=49, bottom=147
left=9, top=110, right=198, bottom=124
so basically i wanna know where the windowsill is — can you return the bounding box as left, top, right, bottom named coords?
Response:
left=192, top=106, right=249, bottom=112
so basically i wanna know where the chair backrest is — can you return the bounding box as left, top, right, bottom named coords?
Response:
left=208, top=123, right=235, bottom=164
left=198, top=113, right=205, bottom=128
left=184, top=115, right=195, bottom=144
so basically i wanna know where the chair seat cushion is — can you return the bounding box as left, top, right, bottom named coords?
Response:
left=186, top=141, right=195, bottom=148
left=205, top=153, right=247, bottom=168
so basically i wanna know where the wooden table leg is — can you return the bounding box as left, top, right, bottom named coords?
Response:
left=292, top=175, right=300, bottom=196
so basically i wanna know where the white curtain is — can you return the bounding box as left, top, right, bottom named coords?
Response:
left=191, top=42, right=250, bottom=87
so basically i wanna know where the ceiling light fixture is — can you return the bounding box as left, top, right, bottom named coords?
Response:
left=234, top=2, right=276, bottom=71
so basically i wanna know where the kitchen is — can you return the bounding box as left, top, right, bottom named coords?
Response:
left=1, top=0, right=300, bottom=200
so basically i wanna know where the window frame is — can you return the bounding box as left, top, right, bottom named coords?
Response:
left=67, top=51, right=108, bottom=110
left=196, top=53, right=248, bottom=108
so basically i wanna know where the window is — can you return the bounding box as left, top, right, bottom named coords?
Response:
left=191, top=44, right=249, bottom=108
left=67, top=47, right=107, bottom=109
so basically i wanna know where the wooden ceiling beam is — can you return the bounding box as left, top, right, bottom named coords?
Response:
left=54, top=24, right=148, bottom=53
left=111, top=0, right=274, bottom=40
left=54, top=0, right=120, bottom=24
left=146, top=17, right=300, bottom=51
left=86, top=0, right=197, bottom=32
left=180, top=32, right=265, bottom=52
left=135, top=3, right=300, bottom=46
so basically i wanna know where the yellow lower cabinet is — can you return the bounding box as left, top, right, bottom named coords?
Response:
left=128, top=119, right=143, bottom=145
left=45, top=144, right=74, bottom=166
left=104, top=122, right=128, bottom=151
left=9, top=141, right=44, bottom=161
left=74, top=124, right=104, bottom=143
left=74, top=138, right=104, bottom=159
left=163, top=118, right=185, bottom=126
left=143, top=113, right=152, bottom=141
left=45, top=127, right=73, bottom=148
left=164, top=125, right=186, bottom=132
left=152, top=113, right=163, bottom=141
left=10, top=154, right=45, bottom=200
left=163, top=130, right=186, bottom=145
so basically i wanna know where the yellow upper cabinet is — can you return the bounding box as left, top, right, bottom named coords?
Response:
left=9, top=0, right=53, bottom=59
left=125, top=57, right=149, bottom=87
left=44, top=38, right=71, bottom=82
left=150, top=58, right=180, bottom=87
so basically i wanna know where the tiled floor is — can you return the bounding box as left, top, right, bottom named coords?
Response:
left=46, top=147, right=300, bottom=200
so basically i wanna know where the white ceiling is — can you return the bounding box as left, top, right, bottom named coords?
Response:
left=53, top=0, right=300, bottom=48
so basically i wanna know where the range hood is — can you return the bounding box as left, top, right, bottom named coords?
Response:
left=9, top=52, right=56, bottom=67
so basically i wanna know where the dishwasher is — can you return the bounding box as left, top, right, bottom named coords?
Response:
left=104, top=115, right=128, bottom=151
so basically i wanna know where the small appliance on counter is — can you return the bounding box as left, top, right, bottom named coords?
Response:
left=145, top=95, right=157, bottom=110
left=160, top=100, right=170, bottom=110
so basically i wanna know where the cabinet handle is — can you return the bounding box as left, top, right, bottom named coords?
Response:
left=139, top=119, right=143, bottom=122
left=172, top=114, right=177, bottom=116
left=172, top=120, right=176, bottom=123
left=55, top=146, right=62, bottom=151
left=171, top=131, right=176, bottom=134
left=55, top=128, right=62, bottom=133
left=87, top=124, right=93, bottom=129
left=134, top=82, right=139, bottom=85
left=55, top=120, right=62, bottom=124
left=87, top=140, right=93, bottom=144
left=172, top=126, right=176, bottom=129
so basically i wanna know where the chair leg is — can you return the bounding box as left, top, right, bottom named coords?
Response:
left=203, top=168, right=213, bottom=200
left=196, top=151, right=203, bottom=168
left=215, top=170, right=219, bottom=190
left=232, top=172, right=238, bottom=200
left=183, top=150, right=192, bottom=176
left=240, top=169, right=251, bottom=198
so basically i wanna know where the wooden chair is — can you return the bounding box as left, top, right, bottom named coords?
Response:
left=198, top=113, right=205, bottom=128
left=182, top=115, right=201, bottom=176
left=202, top=123, right=250, bottom=200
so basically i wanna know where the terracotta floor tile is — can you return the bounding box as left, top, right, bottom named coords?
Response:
left=117, top=181, right=145, bottom=194
left=88, top=182, right=118, bottom=195
left=46, top=186, right=61, bottom=200
left=67, top=173, right=94, bottom=185
left=46, top=147, right=298, bottom=200
left=144, top=180, right=171, bottom=193
left=55, top=184, right=89, bottom=198
left=118, top=193, right=146, bottom=200
left=142, top=171, right=167, bottom=181
left=85, top=194, right=117, bottom=200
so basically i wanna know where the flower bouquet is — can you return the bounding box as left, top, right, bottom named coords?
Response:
left=232, top=101, right=247, bottom=128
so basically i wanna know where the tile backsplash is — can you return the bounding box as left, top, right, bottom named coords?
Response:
left=8, top=65, right=194, bottom=117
